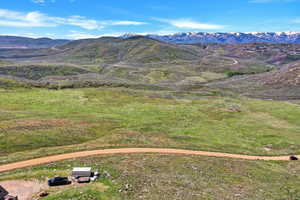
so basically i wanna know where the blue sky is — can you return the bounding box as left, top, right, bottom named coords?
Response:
left=0, top=0, right=300, bottom=39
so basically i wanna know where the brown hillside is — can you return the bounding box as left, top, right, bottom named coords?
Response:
left=263, top=64, right=300, bottom=86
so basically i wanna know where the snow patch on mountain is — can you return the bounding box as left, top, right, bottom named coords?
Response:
left=137, top=32, right=300, bottom=44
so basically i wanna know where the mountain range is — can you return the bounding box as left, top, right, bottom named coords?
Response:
left=1, top=32, right=300, bottom=50
left=146, top=32, right=300, bottom=44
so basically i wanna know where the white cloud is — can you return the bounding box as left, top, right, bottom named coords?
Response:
left=32, top=0, right=45, bottom=3
left=67, top=31, right=102, bottom=39
left=66, top=29, right=177, bottom=40
left=0, top=32, right=57, bottom=38
left=58, top=18, right=147, bottom=30
left=0, top=9, right=147, bottom=30
left=67, top=30, right=130, bottom=39
left=56, top=17, right=147, bottom=30
left=0, top=9, right=55, bottom=27
left=155, top=18, right=225, bottom=30
left=32, top=0, right=56, bottom=4
left=54, top=16, right=102, bottom=30
left=109, top=21, right=147, bottom=26
left=136, top=30, right=178, bottom=36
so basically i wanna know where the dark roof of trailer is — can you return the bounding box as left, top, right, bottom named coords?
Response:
left=0, top=185, right=9, bottom=198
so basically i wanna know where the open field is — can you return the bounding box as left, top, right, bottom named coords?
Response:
left=1, top=154, right=300, bottom=200
left=1, top=87, right=300, bottom=166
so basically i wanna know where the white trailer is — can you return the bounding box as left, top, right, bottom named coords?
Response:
left=71, top=167, right=92, bottom=178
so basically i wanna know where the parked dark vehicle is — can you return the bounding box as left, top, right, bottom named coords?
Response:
left=48, top=177, right=71, bottom=186
left=290, top=155, right=298, bottom=161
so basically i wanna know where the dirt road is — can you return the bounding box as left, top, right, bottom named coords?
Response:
left=0, top=148, right=297, bottom=173
left=231, top=58, right=239, bottom=65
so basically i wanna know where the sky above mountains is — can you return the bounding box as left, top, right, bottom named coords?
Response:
left=0, top=0, right=300, bottom=39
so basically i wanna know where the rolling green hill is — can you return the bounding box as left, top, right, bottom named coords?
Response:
left=57, top=36, right=200, bottom=63
left=0, top=64, right=91, bottom=80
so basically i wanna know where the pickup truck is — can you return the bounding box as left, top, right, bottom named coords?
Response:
left=48, top=177, right=71, bottom=186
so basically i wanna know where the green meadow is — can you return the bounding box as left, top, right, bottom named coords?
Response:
left=1, top=87, right=300, bottom=164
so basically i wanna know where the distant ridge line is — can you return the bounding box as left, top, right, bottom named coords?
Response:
left=121, top=32, right=300, bottom=44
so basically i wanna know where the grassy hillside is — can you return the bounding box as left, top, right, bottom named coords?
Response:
left=0, top=77, right=30, bottom=88
left=1, top=154, right=300, bottom=200
left=1, top=87, right=300, bottom=165
left=263, top=63, right=300, bottom=86
left=0, top=40, right=292, bottom=93
left=56, top=36, right=200, bottom=63
left=0, top=64, right=91, bottom=80
left=209, top=62, right=300, bottom=100
left=0, top=60, right=11, bottom=65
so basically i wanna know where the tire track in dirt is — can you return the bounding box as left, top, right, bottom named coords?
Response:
left=0, top=148, right=297, bottom=173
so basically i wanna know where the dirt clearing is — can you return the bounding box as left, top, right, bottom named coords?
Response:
left=0, top=180, right=47, bottom=200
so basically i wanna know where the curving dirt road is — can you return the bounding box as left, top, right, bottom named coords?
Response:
left=0, top=148, right=298, bottom=173
left=230, top=58, right=239, bottom=65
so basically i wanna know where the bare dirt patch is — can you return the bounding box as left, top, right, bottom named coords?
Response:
left=0, top=180, right=47, bottom=200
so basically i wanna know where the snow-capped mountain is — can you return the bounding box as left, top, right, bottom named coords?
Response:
left=141, top=32, right=300, bottom=44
